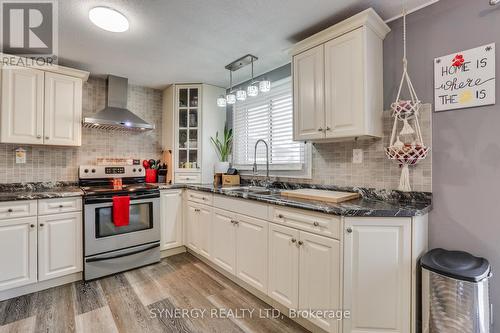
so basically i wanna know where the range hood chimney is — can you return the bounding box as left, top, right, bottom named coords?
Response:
left=83, top=75, right=155, bottom=131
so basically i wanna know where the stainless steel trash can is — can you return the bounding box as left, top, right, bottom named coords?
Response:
left=421, top=248, right=492, bottom=333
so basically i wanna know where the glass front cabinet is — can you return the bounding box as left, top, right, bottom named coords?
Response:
left=163, top=83, right=226, bottom=184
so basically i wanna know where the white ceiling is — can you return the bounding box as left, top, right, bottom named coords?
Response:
left=57, top=0, right=437, bottom=89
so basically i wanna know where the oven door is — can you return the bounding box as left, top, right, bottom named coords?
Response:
left=84, top=193, right=160, bottom=256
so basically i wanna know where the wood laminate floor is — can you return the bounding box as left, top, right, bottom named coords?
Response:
left=0, top=253, right=309, bottom=333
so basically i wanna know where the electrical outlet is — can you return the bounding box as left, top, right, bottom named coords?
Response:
left=352, top=149, right=363, bottom=164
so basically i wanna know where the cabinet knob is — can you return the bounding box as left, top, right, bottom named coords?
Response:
left=291, top=238, right=297, bottom=243
left=37, top=135, right=42, bottom=139
left=325, top=126, right=331, bottom=131
left=7, top=208, right=13, bottom=213
left=298, top=241, right=304, bottom=246
left=30, top=224, right=35, bottom=228
left=346, top=227, right=353, bottom=233
left=313, top=222, right=319, bottom=227
left=278, top=214, right=284, bottom=219
left=234, top=221, right=239, bottom=225
left=318, top=128, right=323, bottom=132
left=39, top=223, right=45, bottom=227
left=59, top=204, right=64, bottom=208
left=45, top=136, right=49, bottom=140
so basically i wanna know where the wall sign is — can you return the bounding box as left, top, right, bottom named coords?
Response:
left=434, top=43, right=495, bottom=112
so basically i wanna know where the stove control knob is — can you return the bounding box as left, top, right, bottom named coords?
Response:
left=138, top=168, right=142, bottom=172
left=84, top=169, right=89, bottom=173
left=91, top=169, right=96, bottom=173
left=133, top=168, right=137, bottom=172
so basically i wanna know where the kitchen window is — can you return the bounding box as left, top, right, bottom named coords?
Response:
left=232, top=77, right=311, bottom=178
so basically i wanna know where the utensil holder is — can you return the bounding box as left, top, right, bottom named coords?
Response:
left=145, top=169, right=157, bottom=183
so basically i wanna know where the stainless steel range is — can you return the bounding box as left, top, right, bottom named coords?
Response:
left=79, top=165, right=160, bottom=280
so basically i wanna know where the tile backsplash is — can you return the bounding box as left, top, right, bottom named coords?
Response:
left=0, top=77, right=163, bottom=183
left=248, top=104, right=432, bottom=192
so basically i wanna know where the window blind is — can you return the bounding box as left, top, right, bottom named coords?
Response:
left=233, top=78, right=305, bottom=170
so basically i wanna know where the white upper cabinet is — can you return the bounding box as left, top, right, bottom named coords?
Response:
left=0, top=60, right=88, bottom=146
left=44, top=72, right=83, bottom=146
left=1, top=67, right=44, bottom=144
left=292, top=9, right=390, bottom=142
left=293, top=45, right=325, bottom=141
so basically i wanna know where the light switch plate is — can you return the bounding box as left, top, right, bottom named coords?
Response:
left=353, top=149, right=363, bottom=164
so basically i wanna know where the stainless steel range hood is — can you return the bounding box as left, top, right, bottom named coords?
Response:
left=83, top=75, right=155, bottom=131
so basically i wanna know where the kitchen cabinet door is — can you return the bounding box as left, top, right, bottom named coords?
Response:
left=293, top=45, right=325, bottom=141
left=324, top=28, right=364, bottom=139
left=160, top=190, right=183, bottom=250
left=44, top=72, right=82, bottom=146
left=197, top=204, right=212, bottom=259
left=1, top=66, right=44, bottom=144
left=0, top=217, right=37, bottom=291
left=235, top=214, right=268, bottom=293
left=268, top=223, right=299, bottom=309
left=185, top=202, right=199, bottom=252
left=38, top=212, right=82, bottom=281
left=343, top=217, right=411, bottom=333
left=211, top=208, right=236, bottom=274
left=298, top=231, right=341, bottom=333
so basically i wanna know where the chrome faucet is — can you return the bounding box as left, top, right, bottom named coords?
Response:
left=253, top=139, right=270, bottom=181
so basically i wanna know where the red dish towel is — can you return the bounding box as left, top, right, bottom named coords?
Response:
left=112, top=196, right=130, bottom=227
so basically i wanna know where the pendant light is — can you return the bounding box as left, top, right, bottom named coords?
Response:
left=247, top=58, right=259, bottom=97
left=259, top=79, right=271, bottom=93
left=226, top=71, right=236, bottom=105
left=236, top=88, right=247, bottom=101
left=217, top=95, right=227, bottom=107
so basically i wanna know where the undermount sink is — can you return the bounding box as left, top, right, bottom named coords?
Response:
left=221, top=186, right=278, bottom=195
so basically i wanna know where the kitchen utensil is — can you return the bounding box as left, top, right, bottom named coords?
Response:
left=280, top=189, right=360, bottom=203
left=142, top=160, right=150, bottom=169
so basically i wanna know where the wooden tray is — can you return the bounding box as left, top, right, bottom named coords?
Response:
left=280, top=188, right=360, bottom=203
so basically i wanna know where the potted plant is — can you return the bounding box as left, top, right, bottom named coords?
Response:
left=211, top=125, right=233, bottom=174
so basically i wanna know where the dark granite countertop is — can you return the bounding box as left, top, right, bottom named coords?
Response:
left=0, top=182, right=84, bottom=202
left=158, top=182, right=432, bottom=217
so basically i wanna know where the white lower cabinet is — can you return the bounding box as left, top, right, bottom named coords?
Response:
left=343, top=217, right=411, bottom=333
left=236, top=214, right=268, bottom=293
left=0, top=217, right=37, bottom=291
left=185, top=201, right=212, bottom=259
left=299, top=231, right=341, bottom=333
left=268, top=223, right=300, bottom=309
left=160, top=190, right=183, bottom=250
left=211, top=208, right=237, bottom=274
left=38, top=212, right=82, bottom=281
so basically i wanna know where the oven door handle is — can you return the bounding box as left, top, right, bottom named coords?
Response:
left=85, top=243, right=160, bottom=263
left=85, top=192, right=159, bottom=204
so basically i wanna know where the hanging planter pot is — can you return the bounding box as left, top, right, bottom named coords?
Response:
left=385, top=4, right=430, bottom=192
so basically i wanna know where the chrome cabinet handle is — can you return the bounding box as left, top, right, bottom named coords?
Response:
left=346, top=227, right=353, bottom=233
left=291, top=238, right=297, bottom=243
left=313, top=222, right=319, bottom=227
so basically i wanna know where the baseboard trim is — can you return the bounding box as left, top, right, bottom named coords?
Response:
left=186, top=248, right=328, bottom=333
left=0, top=272, right=82, bottom=301
left=161, top=246, right=186, bottom=258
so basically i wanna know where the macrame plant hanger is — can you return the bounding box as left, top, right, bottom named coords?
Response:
left=385, top=2, right=430, bottom=192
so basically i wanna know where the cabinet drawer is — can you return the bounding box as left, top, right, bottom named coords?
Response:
left=38, top=197, right=82, bottom=215
left=271, top=206, right=341, bottom=240
left=213, top=195, right=269, bottom=221
left=0, top=200, right=37, bottom=220
left=186, top=190, right=213, bottom=205
left=175, top=173, right=201, bottom=184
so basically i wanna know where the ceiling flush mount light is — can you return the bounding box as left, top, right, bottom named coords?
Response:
left=89, top=7, right=129, bottom=32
